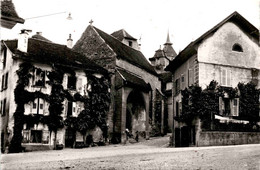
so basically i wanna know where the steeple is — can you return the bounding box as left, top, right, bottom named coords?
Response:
left=163, top=30, right=177, bottom=60
left=164, top=30, right=172, bottom=45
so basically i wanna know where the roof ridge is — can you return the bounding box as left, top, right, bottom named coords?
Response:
left=116, top=67, right=142, bottom=79
left=93, top=26, right=142, bottom=53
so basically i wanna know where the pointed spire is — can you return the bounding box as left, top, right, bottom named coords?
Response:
left=164, top=29, right=172, bottom=45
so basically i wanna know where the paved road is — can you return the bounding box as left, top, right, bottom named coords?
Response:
left=1, top=136, right=260, bottom=170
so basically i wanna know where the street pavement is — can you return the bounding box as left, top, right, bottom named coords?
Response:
left=1, top=135, right=260, bottom=170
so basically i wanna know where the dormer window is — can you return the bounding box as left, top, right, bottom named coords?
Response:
left=232, top=43, right=243, bottom=52
left=128, top=41, right=132, bottom=47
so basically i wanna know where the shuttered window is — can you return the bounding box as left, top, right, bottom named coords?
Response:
left=219, top=97, right=224, bottom=115
left=231, top=98, right=239, bottom=116
left=221, top=69, right=231, bottom=86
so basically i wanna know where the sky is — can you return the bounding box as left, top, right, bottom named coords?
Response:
left=1, top=0, right=259, bottom=59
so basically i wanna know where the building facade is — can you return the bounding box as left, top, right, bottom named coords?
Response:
left=73, top=25, right=164, bottom=143
left=0, top=31, right=109, bottom=152
left=166, top=12, right=260, bottom=147
left=149, top=32, right=177, bottom=132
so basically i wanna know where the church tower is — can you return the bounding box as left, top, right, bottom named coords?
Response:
left=163, top=31, right=177, bottom=61
left=149, top=31, right=177, bottom=74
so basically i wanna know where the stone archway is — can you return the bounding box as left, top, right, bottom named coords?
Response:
left=126, top=90, right=146, bottom=139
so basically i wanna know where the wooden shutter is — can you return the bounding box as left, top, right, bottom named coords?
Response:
left=227, top=70, right=231, bottom=86
left=221, top=69, right=226, bottom=86
left=219, top=97, right=224, bottom=115
left=188, top=68, right=194, bottom=86
left=233, top=98, right=239, bottom=116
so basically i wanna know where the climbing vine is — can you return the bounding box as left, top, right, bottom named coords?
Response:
left=178, top=80, right=259, bottom=131
left=9, top=63, right=49, bottom=153
left=238, top=82, right=260, bottom=123
left=64, top=74, right=111, bottom=142
left=9, top=62, right=110, bottom=152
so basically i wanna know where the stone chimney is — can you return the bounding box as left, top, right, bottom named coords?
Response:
left=18, top=29, right=31, bottom=53
left=36, top=32, right=42, bottom=36
left=67, top=34, right=73, bottom=48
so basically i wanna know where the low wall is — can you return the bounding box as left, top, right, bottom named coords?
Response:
left=22, top=143, right=54, bottom=152
left=198, top=131, right=260, bottom=146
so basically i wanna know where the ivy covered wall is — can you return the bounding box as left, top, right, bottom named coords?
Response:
left=8, top=62, right=110, bottom=153
left=177, top=80, right=260, bottom=132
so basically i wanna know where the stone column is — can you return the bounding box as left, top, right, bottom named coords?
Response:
left=143, top=92, right=150, bottom=140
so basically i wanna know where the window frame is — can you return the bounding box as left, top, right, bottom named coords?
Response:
left=232, top=43, right=243, bottom=52
left=220, top=68, right=231, bottom=87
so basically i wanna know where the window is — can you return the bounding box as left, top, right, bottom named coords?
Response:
left=181, top=75, right=185, bottom=89
left=67, top=101, right=76, bottom=117
left=176, top=102, right=179, bottom=117
left=188, top=68, right=194, bottom=86
left=67, top=76, right=76, bottom=90
left=221, top=69, right=231, bottom=86
left=128, top=41, right=132, bottom=47
left=231, top=98, right=239, bottom=116
left=175, top=78, right=180, bottom=95
left=32, top=98, right=44, bottom=115
left=232, top=44, right=243, bottom=52
left=219, top=97, right=239, bottom=116
left=1, top=72, right=8, bottom=91
left=175, top=101, right=182, bottom=117
left=2, top=48, right=7, bottom=69
left=0, top=98, right=6, bottom=116
left=32, top=68, right=45, bottom=87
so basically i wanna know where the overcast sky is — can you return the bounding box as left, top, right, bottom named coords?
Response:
left=1, top=0, right=259, bottom=59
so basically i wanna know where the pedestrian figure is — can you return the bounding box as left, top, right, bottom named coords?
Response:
left=135, top=131, right=139, bottom=142
left=125, top=128, right=133, bottom=140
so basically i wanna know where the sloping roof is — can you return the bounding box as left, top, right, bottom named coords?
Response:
left=1, top=0, right=24, bottom=29
left=111, top=29, right=137, bottom=41
left=93, top=26, right=157, bottom=75
left=116, top=67, right=151, bottom=91
left=149, top=48, right=165, bottom=61
left=3, top=38, right=107, bottom=74
left=32, top=33, right=52, bottom=43
left=165, top=11, right=259, bottom=72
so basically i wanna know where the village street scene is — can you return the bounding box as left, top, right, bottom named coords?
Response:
left=1, top=0, right=260, bottom=169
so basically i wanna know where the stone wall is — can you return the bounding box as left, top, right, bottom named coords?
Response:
left=198, top=131, right=260, bottom=146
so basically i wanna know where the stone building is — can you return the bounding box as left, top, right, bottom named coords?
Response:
left=166, top=12, right=260, bottom=147
left=0, top=30, right=108, bottom=152
left=73, top=24, right=163, bottom=143
left=149, top=32, right=177, bottom=132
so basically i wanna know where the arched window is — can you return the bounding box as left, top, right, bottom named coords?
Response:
left=232, top=43, right=243, bottom=52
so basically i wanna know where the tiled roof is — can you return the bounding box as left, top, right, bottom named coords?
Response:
left=93, top=26, right=157, bottom=75
left=1, top=0, right=24, bottom=24
left=3, top=38, right=107, bottom=74
left=149, top=48, right=165, bottom=61
left=111, top=29, right=137, bottom=41
left=166, top=11, right=259, bottom=72
left=116, top=67, right=151, bottom=91
left=31, top=33, right=52, bottom=43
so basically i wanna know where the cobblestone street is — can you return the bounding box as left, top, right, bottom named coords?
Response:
left=1, top=136, right=260, bottom=170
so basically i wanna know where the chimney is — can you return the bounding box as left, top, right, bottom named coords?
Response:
left=18, top=29, right=31, bottom=53
left=67, top=34, right=73, bottom=48
left=36, top=32, right=42, bottom=36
